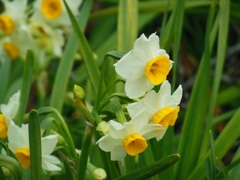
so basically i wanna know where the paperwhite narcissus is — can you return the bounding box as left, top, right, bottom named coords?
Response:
left=96, top=111, right=166, bottom=161
left=31, top=0, right=82, bottom=26
left=7, top=123, right=61, bottom=171
left=0, top=0, right=27, bottom=35
left=0, top=90, right=20, bottom=139
left=114, top=33, right=173, bottom=98
left=127, top=80, right=183, bottom=128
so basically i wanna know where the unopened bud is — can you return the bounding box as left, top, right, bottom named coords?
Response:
left=73, top=85, right=85, bottom=100
left=96, top=121, right=109, bottom=136
left=92, top=168, right=107, bottom=180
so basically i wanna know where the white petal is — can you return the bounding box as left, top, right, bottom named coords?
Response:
left=141, top=124, right=166, bottom=140
left=125, top=68, right=153, bottom=98
left=126, top=101, right=145, bottom=118
left=8, top=123, right=29, bottom=152
left=133, top=33, right=160, bottom=62
left=1, top=90, right=20, bottom=120
left=42, top=155, right=61, bottom=171
left=41, top=135, right=58, bottom=155
left=155, top=49, right=169, bottom=58
left=172, top=85, right=183, bottom=105
left=97, top=134, right=122, bottom=152
left=114, top=50, right=145, bottom=79
left=111, top=145, right=126, bottom=161
left=129, top=111, right=149, bottom=132
left=108, top=121, right=127, bottom=139
left=155, top=128, right=167, bottom=141
left=143, top=90, right=159, bottom=114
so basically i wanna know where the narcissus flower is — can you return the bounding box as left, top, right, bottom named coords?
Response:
left=0, top=90, right=20, bottom=139
left=8, top=123, right=61, bottom=171
left=127, top=80, right=182, bottom=129
left=31, top=0, right=82, bottom=26
left=96, top=111, right=166, bottom=160
left=114, top=33, right=173, bottom=98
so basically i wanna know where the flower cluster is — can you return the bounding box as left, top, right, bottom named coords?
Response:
left=97, top=33, right=183, bottom=160
left=0, top=0, right=82, bottom=68
left=0, top=91, right=61, bottom=172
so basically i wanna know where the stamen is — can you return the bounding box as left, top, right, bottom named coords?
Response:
left=145, top=55, right=171, bottom=85
left=153, top=106, right=180, bottom=128
left=123, top=134, right=148, bottom=156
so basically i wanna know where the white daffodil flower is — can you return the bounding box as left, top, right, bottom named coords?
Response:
left=7, top=123, right=61, bottom=171
left=114, top=33, right=173, bottom=98
left=0, top=0, right=27, bottom=35
left=96, top=111, right=166, bottom=161
left=0, top=90, right=20, bottom=139
left=127, top=80, right=183, bottom=128
left=31, top=0, right=82, bottom=26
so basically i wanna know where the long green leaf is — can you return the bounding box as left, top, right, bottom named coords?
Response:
left=174, top=1, right=215, bottom=179
left=0, top=56, right=10, bottom=103
left=29, top=110, right=42, bottom=180
left=189, top=107, right=240, bottom=179
left=0, top=155, right=22, bottom=180
left=63, top=0, right=100, bottom=94
left=116, top=154, right=180, bottom=180
left=50, top=0, right=93, bottom=111
left=16, top=50, right=34, bottom=126
left=117, top=0, right=138, bottom=52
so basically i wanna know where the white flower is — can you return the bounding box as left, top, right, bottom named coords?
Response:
left=0, top=90, right=20, bottom=139
left=31, top=0, right=82, bottom=26
left=127, top=80, right=183, bottom=128
left=0, top=0, right=28, bottom=35
left=114, top=33, right=173, bottom=98
left=7, top=123, right=61, bottom=171
left=96, top=111, right=166, bottom=161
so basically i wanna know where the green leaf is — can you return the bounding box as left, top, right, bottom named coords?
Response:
left=16, top=50, right=34, bottom=126
left=0, top=154, right=22, bottom=180
left=50, top=0, right=93, bottom=111
left=117, top=0, right=138, bottom=52
left=116, top=154, right=180, bottom=180
left=0, top=56, right=10, bottom=103
left=63, top=0, right=100, bottom=94
left=215, top=157, right=229, bottom=180
left=29, top=110, right=42, bottom=180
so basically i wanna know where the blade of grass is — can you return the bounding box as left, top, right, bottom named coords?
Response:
left=117, top=0, right=138, bottom=52
left=15, top=50, right=34, bottom=126
left=200, top=0, right=230, bottom=158
left=28, top=110, right=42, bottom=180
left=0, top=56, right=10, bottom=103
left=189, top=107, right=240, bottom=179
left=63, top=0, right=100, bottom=93
left=174, top=1, right=216, bottom=179
left=50, top=0, right=93, bottom=111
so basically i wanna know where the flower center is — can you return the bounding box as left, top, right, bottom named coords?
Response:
left=2, top=42, right=19, bottom=60
left=0, top=15, right=14, bottom=35
left=144, top=55, right=171, bottom=85
left=14, top=148, right=30, bottom=169
left=123, top=134, right=148, bottom=156
left=41, top=0, right=63, bottom=20
left=152, top=106, right=180, bottom=128
left=0, top=114, right=8, bottom=139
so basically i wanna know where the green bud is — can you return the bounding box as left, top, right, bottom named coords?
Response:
left=96, top=121, right=109, bottom=136
left=73, top=85, right=85, bottom=100
left=92, top=168, right=107, bottom=180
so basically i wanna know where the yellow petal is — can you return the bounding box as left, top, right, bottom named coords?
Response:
left=153, top=106, right=180, bottom=128
left=123, top=134, right=148, bottom=156
left=0, top=114, right=8, bottom=139
left=144, top=55, right=171, bottom=85
left=2, top=42, right=19, bottom=60
left=14, top=148, right=30, bottom=169
left=41, top=0, right=63, bottom=20
left=0, top=15, right=14, bottom=35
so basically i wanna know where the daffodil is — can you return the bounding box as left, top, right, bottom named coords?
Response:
left=114, top=33, right=173, bottom=98
left=31, top=0, right=82, bottom=26
left=127, top=80, right=183, bottom=128
left=7, top=123, right=61, bottom=171
left=96, top=111, right=166, bottom=161
left=0, top=90, right=20, bottom=139
left=0, top=0, right=27, bottom=35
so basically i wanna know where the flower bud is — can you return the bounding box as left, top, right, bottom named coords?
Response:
left=73, top=85, right=85, bottom=100
left=92, top=168, right=107, bottom=180
left=96, top=121, right=109, bottom=136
